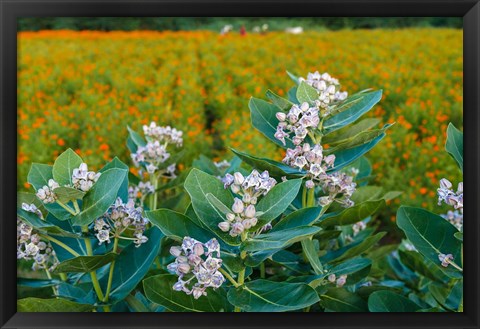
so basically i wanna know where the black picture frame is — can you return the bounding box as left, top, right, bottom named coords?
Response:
left=1, top=1, right=479, bottom=328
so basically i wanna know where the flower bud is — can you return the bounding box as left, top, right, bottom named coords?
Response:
left=319, top=196, right=331, bottom=206
left=193, top=243, right=204, bottom=256
left=170, top=246, right=182, bottom=257
left=231, top=184, right=241, bottom=194
left=305, top=180, right=315, bottom=189
left=300, top=102, right=309, bottom=112
left=244, top=205, right=256, bottom=218
left=177, top=263, right=191, bottom=274
left=328, top=274, right=336, bottom=283
left=234, top=172, right=245, bottom=185
left=276, top=112, right=286, bottom=122
left=230, top=222, right=244, bottom=237
left=226, top=213, right=235, bottom=221
left=242, top=193, right=252, bottom=204
left=440, top=178, right=452, bottom=189
left=218, top=221, right=231, bottom=232
left=232, top=198, right=244, bottom=214
left=250, top=217, right=258, bottom=227
left=250, top=196, right=257, bottom=205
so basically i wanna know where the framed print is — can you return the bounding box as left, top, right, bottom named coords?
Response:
left=1, top=0, right=479, bottom=328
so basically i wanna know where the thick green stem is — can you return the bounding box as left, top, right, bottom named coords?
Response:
left=73, top=200, right=81, bottom=214
left=56, top=200, right=77, bottom=216
left=103, top=237, right=119, bottom=303
left=150, top=175, right=159, bottom=210
left=82, top=226, right=106, bottom=308
left=45, top=269, right=58, bottom=296
left=234, top=232, right=248, bottom=312
left=39, top=234, right=80, bottom=257
left=218, top=268, right=239, bottom=288
left=260, top=263, right=265, bottom=279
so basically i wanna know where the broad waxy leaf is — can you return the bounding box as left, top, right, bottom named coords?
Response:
left=99, top=157, right=130, bottom=203
left=127, top=125, right=146, bottom=147
left=53, top=253, right=117, bottom=274
left=101, top=227, right=163, bottom=302
left=52, top=148, right=83, bottom=186
left=319, top=200, right=385, bottom=228
left=184, top=169, right=238, bottom=245
left=368, top=291, right=421, bottom=312
left=287, top=86, right=299, bottom=103
left=429, top=280, right=463, bottom=311
left=206, top=193, right=232, bottom=216
left=323, top=232, right=386, bottom=264
left=323, top=90, right=383, bottom=135
left=17, top=208, right=78, bottom=238
left=445, top=123, right=463, bottom=171
left=249, top=97, right=295, bottom=149
left=231, top=149, right=305, bottom=179
left=146, top=208, right=215, bottom=243
left=73, top=168, right=128, bottom=226
left=272, top=207, right=322, bottom=232
left=327, top=258, right=372, bottom=278
left=255, top=178, right=302, bottom=226
left=17, top=278, right=62, bottom=288
left=396, top=206, right=462, bottom=278
left=323, top=118, right=381, bottom=145
left=53, top=186, right=86, bottom=203
left=327, top=133, right=386, bottom=173
left=241, top=226, right=321, bottom=252
left=286, top=70, right=300, bottom=84
left=271, top=250, right=310, bottom=274
left=266, top=89, right=293, bottom=111
left=244, top=249, right=279, bottom=267
left=301, top=239, right=323, bottom=274
left=227, top=280, right=319, bottom=312
left=17, top=297, right=94, bottom=312
left=398, top=250, right=448, bottom=283
left=320, top=288, right=368, bottom=312
left=143, top=274, right=231, bottom=312
left=324, top=123, right=393, bottom=155
left=27, top=163, right=53, bottom=190
left=296, top=81, right=319, bottom=105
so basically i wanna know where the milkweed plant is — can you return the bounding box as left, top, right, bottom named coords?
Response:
left=17, top=71, right=463, bottom=312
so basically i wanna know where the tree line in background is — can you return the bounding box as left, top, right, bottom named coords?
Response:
left=18, top=17, right=462, bottom=31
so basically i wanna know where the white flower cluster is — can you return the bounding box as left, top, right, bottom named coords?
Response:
left=94, top=198, right=149, bottom=247
left=21, top=202, right=43, bottom=219
left=72, top=163, right=101, bottom=192
left=327, top=273, right=348, bottom=287
left=275, top=102, right=320, bottom=146
left=36, top=162, right=101, bottom=204
left=437, top=178, right=463, bottom=230
left=220, top=171, right=277, bottom=237
left=318, top=171, right=356, bottom=208
left=17, top=204, right=58, bottom=271
left=300, top=71, right=348, bottom=108
left=437, top=178, right=463, bottom=210
left=143, top=122, right=183, bottom=147
left=167, top=237, right=225, bottom=299
left=36, top=179, right=60, bottom=204
left=131, top=141, right=171, bottom=174
left=128, top=181, right=155, bottom=204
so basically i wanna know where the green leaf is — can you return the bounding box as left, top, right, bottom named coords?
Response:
left=127, top=125, right=146, bottom=147
left=184, top=169, right=238, bottom=245
left=445, top=123, right=463, bottom=171
left=429, top=280, right=463, bottom=311
left=324, top=123, right=393, bottom=155
left=145, top=208, right=215, bottom=243
left=52, top=148, right=83, bottom=186
left=301, top=239, right=323, bottom=274
left=17, top=278, right=62, bottom=288
left=396, top=206, right=462, bottom=278
left=53, top=253, right=117, bottom=274
left=324, top=232, right=386, bottom=264
left=398, top=250, right=448, bottom=283
left=143, top=274, right=231, bottom=312
left=17, top=208, right=78, bottom=238
left=228, top=280, right=319, bottom=312
left=323, top=118, right=381, bottom=145
left=244, top=249, right=279, bottom=267
left=368, top=291, right=421, bottom=312
left=102, top=227, right=163, bottom=302
left=255, top=179, right=302, bottom=226
left=327, top=258, right=372, bottom=280
left=53, top=186, right=86, bottom=203
left=27, top=163, right=53, bottom=190
left=286, top=70, right=300, bottom=84
left=17, top=297, right=94, bottom=312
left=319, top=200, right=385, bottom=228
left=320, top=288, right=368, bottom=312
left=323, top=90, right=382, bottom=135
left=327, top=133, right=386, bottom=173
left=231, top=149, right=305, bottom=179
left=266, top=89, right=293, bottom=111
left=271, top=250, right=310, bottom=274
left=99, top=157, right=130, bottom=203
left=296, top=81, right=319, bottom=105
left=454, top=231, right=463, bottom=241
left=241, top=226, right=321, bottom=252
left=287, top=86, right=299, bottom=103
left=249, top=97, right=294, bottom=149
left=272, top=207, right=322, bottom=231
left=73, top=168, right=128, bottom=226
left=206, top=193, right=232, bottom=216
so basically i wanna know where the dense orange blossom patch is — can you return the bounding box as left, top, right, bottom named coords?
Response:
left=17, top=29, right=462, bottom=214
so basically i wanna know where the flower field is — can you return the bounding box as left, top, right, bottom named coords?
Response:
left=17, top=28, right=463, bottom=215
